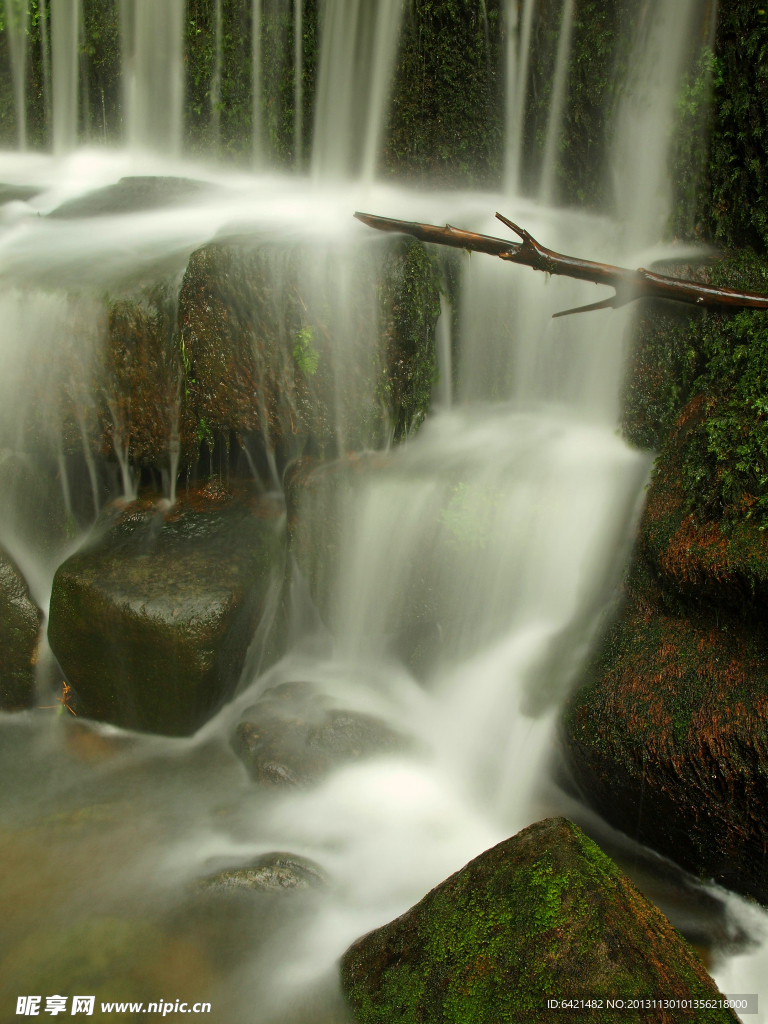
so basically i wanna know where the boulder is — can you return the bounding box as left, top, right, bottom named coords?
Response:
left=231, top=681, right=409, bottom=787
left=340, top=818, right=737, bottom=1024
left=47, top=486, right=286, bottom=736
left=561, top=557, right=768, bottom=904
left=0, top=546, right=43, bottom=710
left=196, top=852, right=326, bottom=896
left=562, top=399, right=768, bottom=903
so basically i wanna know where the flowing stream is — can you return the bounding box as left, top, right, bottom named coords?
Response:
left=1, top=1, right=768, bottom=1021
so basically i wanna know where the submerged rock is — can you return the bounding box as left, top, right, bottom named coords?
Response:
left=48, top=487, right=286, bottom=736
left=0, top=546, right=43, bottom=711
left=196, top=852, right=326, bottom=896
left=48, top=176, right=211, bottom=218
left=231, top=681, right=409, bottom=787
left=340, top=818, right=737, bottom=1023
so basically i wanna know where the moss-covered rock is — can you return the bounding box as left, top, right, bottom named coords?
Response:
left=0, top=544, right=42, bottom=711
left=177, top=234, right=442, bottom=459
left=341, top=817, right=735, bottom=1023
left=231, top=681, right=409, bottom=787
left=47, top=486, right=286, bottom=736
left=561, top=554, right=768, bottom=905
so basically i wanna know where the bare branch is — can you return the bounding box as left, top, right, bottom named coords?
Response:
left=354, top=211, right=768, bottom=317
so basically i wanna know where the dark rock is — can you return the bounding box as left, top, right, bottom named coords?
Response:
left=232, top=681, right=409, bottom=787
left=0, top=184, right=43, bottom=205
left=0, top=546, right=43, bottom=711
left=196, top=852, right=326, bottom=896
left=48, top=177, right=211, bottom=219
left=47, top=487, right=287, bottom=736
left=561, top=555, right=768, bottom=905
left=340, top=818, right=737, bottom=1024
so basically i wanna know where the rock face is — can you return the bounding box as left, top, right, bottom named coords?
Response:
left=563, top=401, right=768, bottom=903
left=340, top=818, right=737, bottom=1024
left=0, top=546, right=42, bottom=711
left=49, top=177, right=211, bottom=218
left=232, top=681, right=409, bottom=787
left=48, top=487, right=286, bottom=736
left=196, top=853, right=326, bottom=896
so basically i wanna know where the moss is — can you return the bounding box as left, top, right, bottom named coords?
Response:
left=378, top=237, right=443, bottom=440
left=701, top=2, right=768, bottom=253
left=383, top=0, right=504, bottom=187
left=341, top=817, right=736, bottom=1023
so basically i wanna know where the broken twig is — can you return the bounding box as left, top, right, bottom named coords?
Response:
left=354, top=211, right=768, bottom=318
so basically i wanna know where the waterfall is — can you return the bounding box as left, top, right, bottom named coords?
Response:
left=3, top=0, right=28, bottom=149
left=503, top=0, right=534, bottom=194
left=51, top=0, right=79, bottom=154
left=39, top=0, right=52, bottom=135
left=312, top=0, right=404, bottom=180
left=294, top=0, right=303, bottom=168
left=539, top=0, right=575, bottom=204
left=611, top=0, right=698, bottom=248
left=120, top=0, right=184, bottom=155
left=252, top=0, right=263, bottom=166
left=211, top=0, right=224, bottom=148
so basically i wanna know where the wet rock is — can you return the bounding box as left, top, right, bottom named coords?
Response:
left=177, top=234, right=441, bottom=463
left=48, top=176, right=211, bottom=218
left=0, top=448, right=72, bottom=556
left=48, top=487, right=286, bottom=736
left=197, top=852, right=326, bottom=896
left=0, top=546, right=43, bottom=711
left=340, top=818, right=737, bottom=1024
left=231, top=681, right=409, bottom=787
left=562, top=401, right=768, bottom=903
left=561, top=556, right=768, bottom=905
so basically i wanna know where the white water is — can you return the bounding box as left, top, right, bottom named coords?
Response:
left=311, top=0, right=404, bottom=179
left=539, top=0, right=575, bottom=204
left=503, top=0, right=533, bottom=194
left=2, top=0, right=768, bottom=1020
left=51, top=0, right=79, bottom=154
left=3, top=0, right=27, bottom=150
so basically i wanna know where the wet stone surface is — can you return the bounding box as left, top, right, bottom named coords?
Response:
left=196, top=852, right=326, bottom=896
left=231, top=681, right=410, bottom=787
left=47, top=487, right=287, bottom=737
left=48, top=176, right=212, bottom=218
left=0, top=545, right=43, bottom=711
left=340, top=818, right=738, bottom=1024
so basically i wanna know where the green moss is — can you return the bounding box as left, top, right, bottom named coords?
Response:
left=378, top=237, right=443, bottom=440
left=341, top=817, right=736, bottom=1023
left=383, top=0, right=504, bottom=187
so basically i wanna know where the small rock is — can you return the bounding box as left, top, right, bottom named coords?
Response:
left=48, top=488, right=286, bottom=736
left=340, top=818, right=737, bottom=1024
left=0, top=545, right=43, bottom=711
left=0, top=183, right=42, bottom=205
left=232, top=681, right=409, bottom=786
left=196, top=853, right=326, bottom=896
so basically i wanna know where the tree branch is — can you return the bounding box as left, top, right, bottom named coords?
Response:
left=354, top=211, right=768, bottom=318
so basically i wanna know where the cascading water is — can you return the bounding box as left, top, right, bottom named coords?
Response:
left=3, top=0, right=27, bottom=150
left=51, top=0, right=79, bottom=154
left=1, top=0, right=767, bottom=1020
left=539, top=0, right=575, bottom=204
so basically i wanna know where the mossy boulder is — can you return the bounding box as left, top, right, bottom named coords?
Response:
left=340, top=817, right=735, bottom=1023
left=47, top=486, right=286, bottom=736
left=0, top=545, right=42, bottom=711
left=232, top=681, right=409, bottom=787
left=177, top=234, right=441, bottom=460
left=561, top=552, right=768, bottom=904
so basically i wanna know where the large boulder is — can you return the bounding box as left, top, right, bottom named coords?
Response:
left=340, top=818, right=735, bottom=1023
left=562, top=398, right=768, bottom=903
left=48, top=486, right=286, bottom=736
left=0, top=546, right=43, bottom=710
left=231, top=681, right=409, bottom=787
